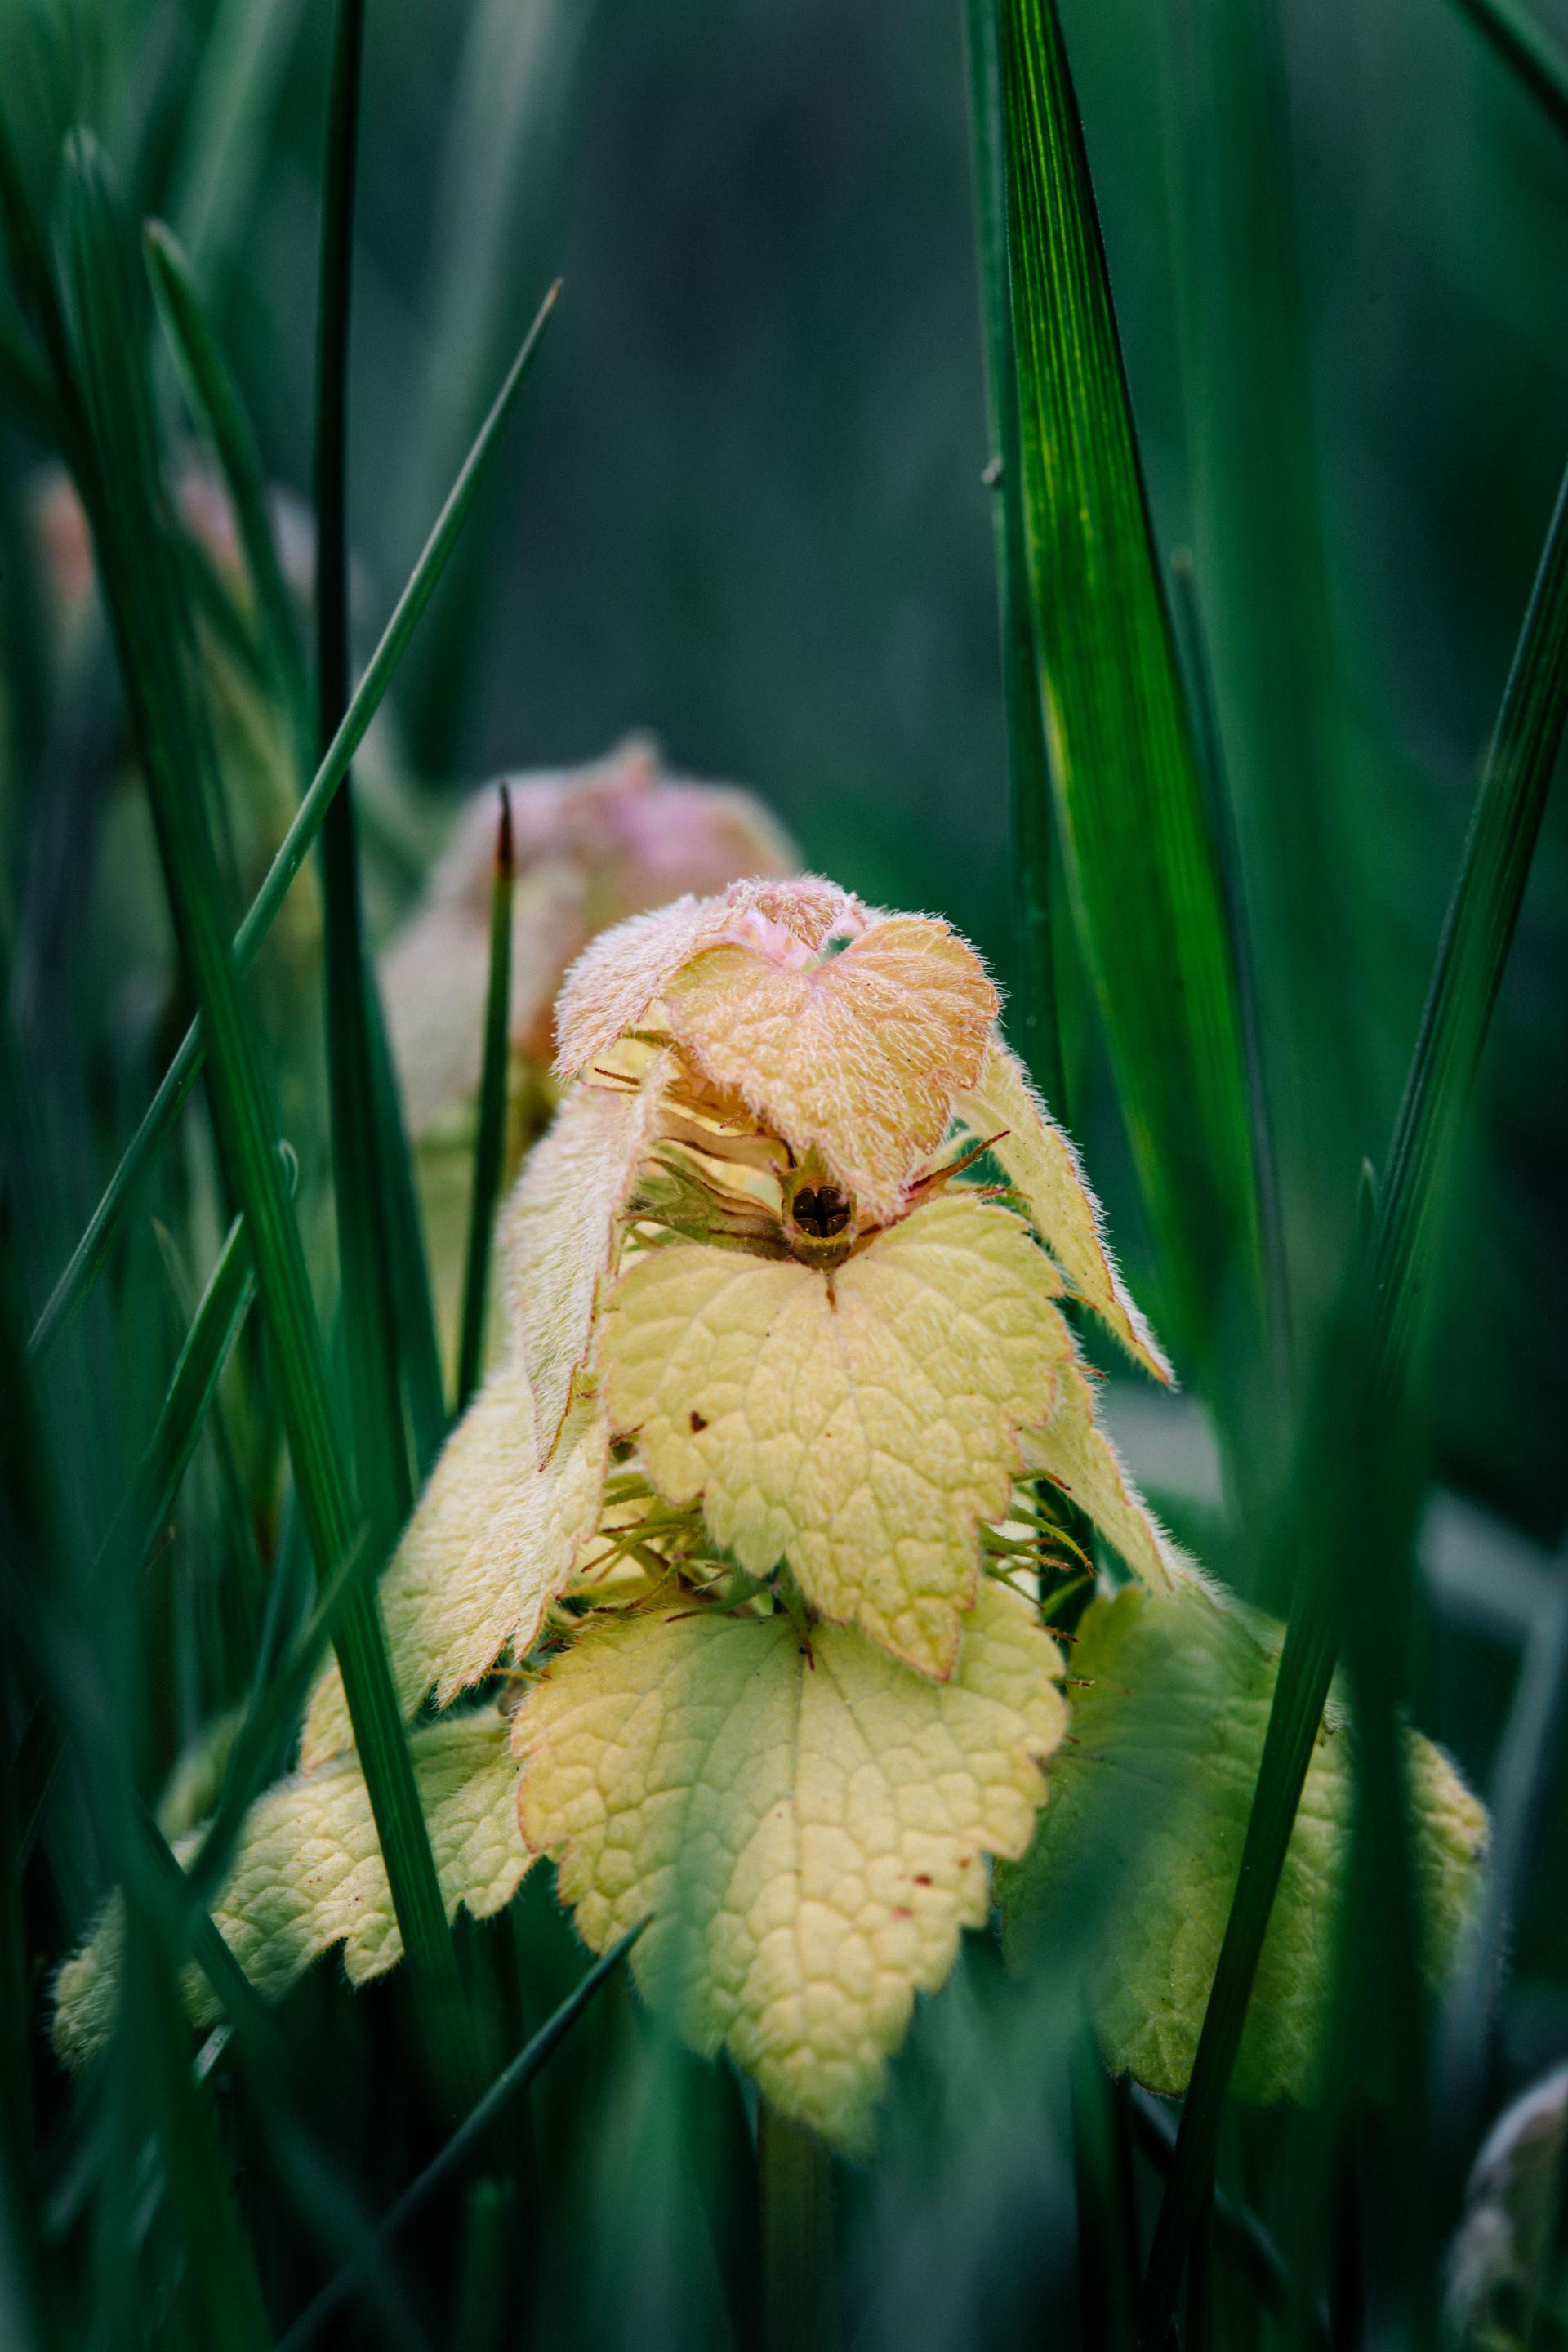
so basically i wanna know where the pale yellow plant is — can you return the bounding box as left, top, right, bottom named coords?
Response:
left=55, top=877, right=1486, bottom=2154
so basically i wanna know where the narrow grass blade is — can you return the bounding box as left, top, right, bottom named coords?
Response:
left=164, top=0, right=309, bottom=287
left=454, top=787, right=514, bottom=1414
left=1165, top=0, right=1367, bottom=1343
left=1137, top=453, right=1568, bottom=2341
left=109, top=1216, right=255, bottom=1582
left=997, top=0, right=1264, bottom=1368
left=962, top=0, right=1063, bottom=1111
left=132, top=1943, right=276, bottom=2352
left=1129, top=2087, right=1326, bottom=2343
left=1447, top=0, right=1568, bottom=136
left=275, top=1926, right=644, bottom=2352
left=24, top=281, right=560, bottom=1367
left=0, top=1254, right=273, bottom=2350
left=145, top=219, right=310, bottom=752
left=314, top=0, right=417, bottom=1555
left=369, top=990, right=448, bottom=1477
left=51, top=131, right=455, bottom=2015
left=19, top=1218, right=256, bottom=1857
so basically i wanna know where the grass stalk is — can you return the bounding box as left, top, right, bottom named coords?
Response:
left=1136, top=451, right=1568, bottom=2340
left=48, top=129, right=459, bottom=2034
left=145, top=219, right=311, bottom=757
left=24, top=282, right=559, bottom=1368
left=759, top=2101, right=839, bottom=2352
left=454, top=786, right=514, bottom=1414
left=996, top=0, right=1266, bottom=1370
left=275, top=1926, right=644, bottom=2352
left=314, top=0, right=418, bottom=1552
left=962, top=0, right=1063, bottom=1114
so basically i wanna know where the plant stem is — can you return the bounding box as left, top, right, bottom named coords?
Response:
left=455, top=786, right=515, bottom=1414
left=758, top=2101, right=838, bottom=2352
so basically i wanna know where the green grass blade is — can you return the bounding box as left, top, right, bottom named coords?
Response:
left=454, top=787, right=514, bottom=1414
left=275, top=1924, right=645, bottom=2352
left=1447, top=0, right=1568, bottom=136
left=163, top=0, right=309, bottom=287
left=1165, top=0, right=1367, bottom=1343
left=997, top=0, right=1264, bottom=1368
left=24, top=281, right=560, bottom=1368
left=145, top=219, right=310, bottom=753
left=50, top=130, right=456, bottom=2015
left=129, top=1937, right=276, bottom=2351
left=962, top=0, right=1063, bottom=1111
left=368, top=991, right=448, bottom=1477
left=109, top=1216, right=256, bottom=1582
left=1129, top=2087, right=1325, bottom=2342
left=20, top=1218, right=257, bottom=1857
left=1137, top=452, right=1568, bottom=2341
left=314, top=0, right=417, bottom=1551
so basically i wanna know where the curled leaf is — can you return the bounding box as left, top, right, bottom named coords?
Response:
left=602, top=1195, right=1070, bottom=1677
left=516, top=1581, right=1065, bottom=2154
left=1018, top=1363, right=1178, bottom=1591
left=955, top=1040, right=1173, bottom=1383
left=54, top=1707, right=531, bottom=2067
left=665, top=915, right=999, bottom=1223
left=554, top=875, right=859, bottom=1079
left=501, top=1055, right=669, bottom=1463
left=997, top=1583, right=1487, bottom=2103
left=301, top=1367, right=608, bottom=1766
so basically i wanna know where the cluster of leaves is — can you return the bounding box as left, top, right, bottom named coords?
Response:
left=1, top=0, right=1566, bottom=2344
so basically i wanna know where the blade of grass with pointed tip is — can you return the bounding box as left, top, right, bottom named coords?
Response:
left=963, top=0, right=1063, bottom=1113
left=455, top=787, right=514, bottom=1414
left=49, top=129, right=457, bottom=2022
left=276, top=1925, right=644, bottom=2352
left=1137, top=452, right=1568, bottom=2340
left=24, top=282, right=560, bottom=1368
left=996, top=0, right=1264, bottom=1371
left=145, top=218, right=310, bottom=756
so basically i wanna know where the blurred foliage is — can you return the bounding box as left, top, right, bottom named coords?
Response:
left=2, top=0, right=1567, bottom=2344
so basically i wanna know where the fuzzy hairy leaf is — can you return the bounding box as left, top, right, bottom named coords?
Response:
left=302, top=1367, right=608, bottom=1766
left=1017, top=1369, right=1179, bottom=1590
left=553, top=877, right=857, bottom=1078
left=663, top=915, right=999, bottom=1223
left=603, top=1194, right=1071, bottom=1677
left=55, top=1708, right=531, bottom=2066
left=998, top=1584, right=1486, bottom=2102
left=516, top=1581, right=1066, bottom=2152
left=955, top=1039, right=1172, bottom=1382
left=501, top=1058, right=669, bottom=1464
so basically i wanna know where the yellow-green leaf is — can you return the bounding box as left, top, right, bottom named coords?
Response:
left=997, top=1584, right=1486, bottom=2103
left=501, top=1056, right=670, bottom=1465
left=663, top=915, right=999, bottom=1223
left=602, top=1194, right=1071, bottom=1677
left=302, top=1364, right=607, bottom=1766
left=954, top=1038, right=1173, bottom=1383
left=1018, top=1365, right=1179, bottom=1591
left=516, top=1581, right=1066, bottom=2153
left=553, top=876, right=857, bottom=1079
left=54, top=1706, right=531, bottom=2068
